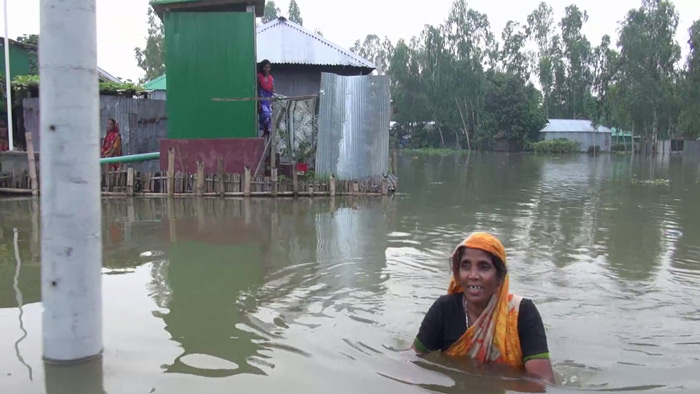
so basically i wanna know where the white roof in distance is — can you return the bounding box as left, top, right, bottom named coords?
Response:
left=256, top=17, right=375, bottom=69
left=540, top=119, right=612, bottom=133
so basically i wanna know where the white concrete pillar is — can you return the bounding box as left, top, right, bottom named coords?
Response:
left=40, top=0, right=102, bottom=362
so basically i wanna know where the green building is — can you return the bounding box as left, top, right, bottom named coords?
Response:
left=0, top=38, right=33, bottom=80
left=151, top=0, right=265, bottom=140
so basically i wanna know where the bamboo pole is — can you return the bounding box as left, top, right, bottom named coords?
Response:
left=382, top=176, right=388, bottom=195
left=270, top=119, right=277, bottom=169
left=392, top=150, right=398, bottom=176
left=39, top=0, right=102, bottom=363
left=167, top=148, right=175, bottom=197
left=292, top=168, right=298, bottom=197
left=196, top=161, right=204, bottom=197
left=126, top=167, right=134, bottom=196
left=244, top=166, right=251, bottom=196
left=217, top=157, right=224, bottom=197
left=271, top=168, right=278, bottom=197
left=25, top=132, right=39, bottom=195
left=330, top=175, right=336, bottom=197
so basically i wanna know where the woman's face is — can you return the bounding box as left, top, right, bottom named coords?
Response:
left=457, top=248, right=502, bottom=308
left=263, top=64, right=271, bottom=75
left=107, top=120, right=115, bottom=130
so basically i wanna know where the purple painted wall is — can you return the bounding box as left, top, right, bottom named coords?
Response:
left=159, top=138, right=265, bottom=174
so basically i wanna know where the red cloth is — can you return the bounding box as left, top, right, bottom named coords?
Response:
left=101, top=124, right=122, bottom=171
left=257, top=72, right=274, bottom=93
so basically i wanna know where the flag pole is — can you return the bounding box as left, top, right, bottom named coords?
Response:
left=3, top=0, right=14, bottom=151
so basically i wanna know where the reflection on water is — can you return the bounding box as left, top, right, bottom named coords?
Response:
left=1, top=153, right=700, bottom=393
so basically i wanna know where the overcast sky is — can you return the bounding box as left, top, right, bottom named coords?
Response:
left=8, top=0, right=700, bottom=82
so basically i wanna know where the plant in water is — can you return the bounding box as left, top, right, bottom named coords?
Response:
left=528, top=139, right=581, bottom=154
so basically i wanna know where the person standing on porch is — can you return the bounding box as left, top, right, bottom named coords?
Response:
left=257, top=60, right=274, bottom=139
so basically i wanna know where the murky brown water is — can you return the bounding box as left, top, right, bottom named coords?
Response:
left=1, top=153, right=699, bottom=393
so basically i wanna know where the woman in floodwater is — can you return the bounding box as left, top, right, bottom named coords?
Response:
left=257, top=59, right=274, bottom=139
left=414, top=232, right=555, bottom=385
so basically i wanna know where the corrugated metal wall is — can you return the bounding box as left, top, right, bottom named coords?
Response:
left=315, top=73, right=390, bottom=179
left=22, top=96, right=167, bottom=172
left=543, top=132, right=611, bottom=152
left=165, top=11, right=256, bottom=139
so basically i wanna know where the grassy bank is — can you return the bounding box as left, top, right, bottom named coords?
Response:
left=400, top=148, right=464, bottom=155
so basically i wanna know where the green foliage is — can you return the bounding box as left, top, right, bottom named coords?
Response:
left=134, top=7, right=166, bottom=84
left=99, top=81, right=144, bottom=95
left=263, top=1, right=281, bottom=23
left=528, top=139, right=581, bottom=154
left=630, top=177, right=670, bottom=186
left=11, top=75, right=143, bottom=95
left=12, top=74, right=40, bottom=89
left=679, top=20, right=700, bottom=139
left=288, top=0, right=303, bottom=26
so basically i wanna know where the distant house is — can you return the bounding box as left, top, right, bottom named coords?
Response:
left=144, top=17, right=376, bottom=100
left=540, top=119, right=612, bottom=152
left=257, top=17, right=375, bottom=96
left=144, top=74, right=167, bottom=100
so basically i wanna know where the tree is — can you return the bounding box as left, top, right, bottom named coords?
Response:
left=558, top=5, right=594, bottom=119
left=592, top=35, right=620, bottom=126
left=134, top=7, right=166, bottom=83
left=500, top=21, right=530, bottom=81
left=351, top=34, right=394, bottom=75
left=527, top=2, right=556, bottom=117
left=617, top=0, right=681, bottom=141
left=482, top=71, right=547, bottom=144
left=263, top=1, right=281, bottom=23
left=288, top=0, right=303, bottom=26
left=679, top=20, right=700, bottom=138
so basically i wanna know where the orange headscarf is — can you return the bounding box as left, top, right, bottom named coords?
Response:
left=445, top=232, right=524, bottom=370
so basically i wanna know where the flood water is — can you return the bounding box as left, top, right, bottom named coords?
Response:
left=1, top=153, right=700, bottom=394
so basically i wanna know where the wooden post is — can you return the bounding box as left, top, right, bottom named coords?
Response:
left=25, top=132, right=38, bottom=196
left=196, top=161, right=204, bottom=197
left=105, top=166, right=111, bottom=192
left=271, top=168, right=278, bottom=197
left=330, top=175, right=336, bottom=197
left=270, top=120, right=277, bottom=169
left=244, top=166, right=251, bottom=196
left=352, top=181, right=359, bottom=195
left=167, top=147, right=175, bottom=197
left=309, top=183, right=314, bottom=197
left=392, top=149, right=398, bottom=176
left=292, top=167, right=298, bottom=196
left=382, top=176, right=388, bottom=195
left=217, top=157, right=225, bottom=197
left=126, top=167, right=134, bottom=196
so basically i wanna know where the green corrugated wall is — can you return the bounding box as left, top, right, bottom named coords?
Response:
left=165, top=12, right=256, bottom=139
left=0, top=44, right=32, bottom=79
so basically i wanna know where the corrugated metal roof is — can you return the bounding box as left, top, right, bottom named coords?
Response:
left=98, top=67, right=121, bottom=83
left=257, top=17, right=375, bottom=69
left=540, top=119, right=612, bottom=133
left=144, top=74, right=167, bottom=90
